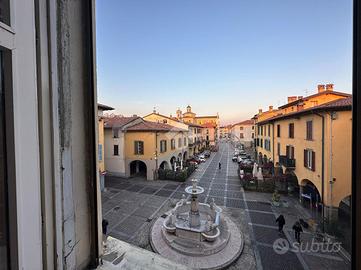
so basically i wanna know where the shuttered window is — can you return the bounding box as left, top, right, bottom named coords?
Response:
left=286, top=145, right=294, bottom=159
left=277, top=124, right=281, bottom=137
left=306, top=121, right=313, bottom=140
left=304, top=149, right=315, bottom=171
left=134, top=141, right=144, bottom=155
left=160, top=140, right=167, bottom=153
left=171, top=139, right=175, bottom=150
left=113, top=145, right=119, bottom=156
left=289, top=123, right=294, bottom=138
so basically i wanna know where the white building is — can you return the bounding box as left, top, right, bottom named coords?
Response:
left=230, top=119, right=255, bottom=147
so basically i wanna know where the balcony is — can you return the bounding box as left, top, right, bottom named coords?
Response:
left=279, top=155, right=296, bottom=168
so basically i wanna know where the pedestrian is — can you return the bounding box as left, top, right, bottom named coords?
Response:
left=275, top=214, right=286, bottom=233
left=292, top=221, right=303, bottom=243
left=219, top=162, right=221, bottom=170
left=102, top=219, right=109, bottom=246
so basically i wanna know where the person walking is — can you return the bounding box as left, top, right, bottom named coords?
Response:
left=218, top=162, right=221, bottom=170
left=275, top=214, right=286, bottom=233
left=292, top=221, right=303, bottom=243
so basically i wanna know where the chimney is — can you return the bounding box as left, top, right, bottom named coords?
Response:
left=317, top=84, right=325, bottom=93
left=269, top=105, right=273, bottom=111
left=326, top=83, right=334, bottom=91
left=298, top=96, right=303, bottom=100
left=287, top=96, right=297, bottom=103
left=258, top=109, right=263, bottom=114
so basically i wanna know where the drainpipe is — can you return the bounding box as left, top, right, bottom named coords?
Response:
left=315, top=112, right=325, bottom=232
left=329, top=112, right=335, bottom=218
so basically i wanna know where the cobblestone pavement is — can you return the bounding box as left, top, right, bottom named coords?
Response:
left=102, top=142, right=350, bottom=270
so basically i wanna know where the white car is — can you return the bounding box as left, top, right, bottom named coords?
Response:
left=199, top=157, right=206, bottom=162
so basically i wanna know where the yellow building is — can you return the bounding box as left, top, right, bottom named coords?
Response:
left=104, top=116, right=188, bottom=180
left=176, top=105, right=220, bottom=143
left=254, top=84, right=352, bottom=218
left=97, top=103, right=114, bottom=190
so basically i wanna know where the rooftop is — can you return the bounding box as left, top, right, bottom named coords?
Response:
left=127, top=121, right=188, bottom=132
left=104, top=116, right=139, bottom=128
left=258, top=96, right=352, bottom=124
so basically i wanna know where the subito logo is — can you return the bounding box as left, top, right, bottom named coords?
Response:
left=273, top=238, right=290, bottom=255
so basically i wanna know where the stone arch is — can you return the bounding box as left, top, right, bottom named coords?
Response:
left=129, top=160, right=147, bottom=178
left=170, top=156, right=177, bottom=170
left=183, top=151, right=188, bottom=161
left=159, top=160, right=171, bottom=170
left=300, top=179, right=321, bottom=210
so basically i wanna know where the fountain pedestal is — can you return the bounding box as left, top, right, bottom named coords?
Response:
left=150, top=179, right=244, bottom=269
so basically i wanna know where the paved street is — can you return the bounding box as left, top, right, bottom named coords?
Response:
left=102, top=142, right=351, bottom=270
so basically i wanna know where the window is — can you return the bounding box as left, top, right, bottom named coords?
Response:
left=268, top=125, right=271, bottom=136
left=277, top=143, right=280, bottom=156
left=256, top=138, right=259, bottom=146
left=252, top=126, right=254, bottom=130
left=289, top=123, right=294, bottom=138
left=306, top=120, right=313, bottom=140
left=98, top=144, right=103, bottom=161
left=163, top=119, right=167, bottom=123
left=304, top=149, right=315, bottom=171
left=171, top=139, right=175, bottom=150
left=184, top=137, right=187, bottom=146
left=240, top=126, right=244, bottom=130
left=252, top=133, right=254, bottom=138
left=134, top=141, right=144, bottom=155
left=178, top=137, right=182, bottom=147
left=277, top=124, right=281, bottom=137
left=286, top=145, right=294, bottom=159
left=0, top=0, right=10, bottom=25
left=239, top=133, right=244, bottom=138
left=113, top=145, right=119, bottom=156
left=265, top=139, right=271, bottom=151
left=160, top=140, right=167, bottom=153
left=261, top=126, right=263, bottom=136
left=260, top=139, right=263, bottom=148
left=112, top=127, right=119, bottom=138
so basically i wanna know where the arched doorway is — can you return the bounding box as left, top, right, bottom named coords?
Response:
left=130, top=160, right=147, bottom=178
left=177, top=153, right=182, bottom=162
left=170, top=156, right=176, bottom=170
left=183, top=151, right=188, bottom=161
left=263, top=154, right=268, bottom=164
left=159, top=160, right=170, bottom=170
left=285, top=171, right=299, bottom=196
left=300, top=179, right=321, bottom=211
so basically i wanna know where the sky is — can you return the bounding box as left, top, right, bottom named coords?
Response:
left=96, top=0, right=352, bottom=125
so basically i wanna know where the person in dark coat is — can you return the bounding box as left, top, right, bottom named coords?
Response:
left=219, top=162, right=221, bottom=170
left=275, top=214, right=286, bottom=233
left=292, top=221, right=303, bottom=243
left=102, top=219, right=109, bottom=245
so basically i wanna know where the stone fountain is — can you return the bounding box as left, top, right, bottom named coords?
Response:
left=150, top=180, right=244, bottom=269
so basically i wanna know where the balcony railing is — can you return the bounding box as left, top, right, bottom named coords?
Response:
left=279, top=155, right=296, bottom=168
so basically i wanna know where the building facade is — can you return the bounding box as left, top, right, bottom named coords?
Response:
left=98, top=103, right=114, bottom=190
left=175, top=105, right=220, bottom=144
left=255, top=85, right=352, bottom=218
left=230, top=119, right=255, bottom=147
left=104, top=116, right=188, bottom=180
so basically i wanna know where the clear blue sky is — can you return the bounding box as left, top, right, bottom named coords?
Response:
left=96, top=0, right=352, bottom=124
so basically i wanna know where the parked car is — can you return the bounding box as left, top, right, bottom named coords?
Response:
left=188, top=158, right=201, bottom=164
left=188, top=161, right=199, bottom=168
left=199, top=157, right=206, bottom=162
left=204, top=151, right=211, bottom=158
left=232, top=155, right=238, bottom=162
